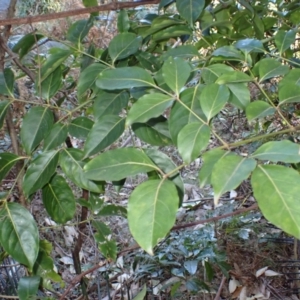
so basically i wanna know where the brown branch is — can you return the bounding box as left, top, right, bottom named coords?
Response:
left=214, top=275, right=226, bottom=300
left=0, top=0, right=160, bottom=26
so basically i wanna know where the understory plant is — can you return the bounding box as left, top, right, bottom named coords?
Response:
left=1, top=0, right=300, bottom=297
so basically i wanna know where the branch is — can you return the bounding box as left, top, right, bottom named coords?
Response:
left=0, top=0, right=160, bottom=26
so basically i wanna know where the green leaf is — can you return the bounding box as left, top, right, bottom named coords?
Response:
left=23, top=150, right=59, bottom=197
left=60, top=148, right=104, bottom=193
left=176, top=0, right=205, bottom=24
left=275, top=30, right=296, bottom=55
left=169, top=86, right=206, bottom=144
left=0, top=202, right=39, bottom=269
left=68, top=116, right=94, bottom=140
left=40, top=66, right=62, bottom=100
left=216, top=72, right=252, bottom=84
left=66, top=18, right=94, bottom=43
left=199, top=149, right=232, bottom=188
left=251, top=140, right=300, bottom=163
left=93, top=221, right=117, bottom=260
left=133, top=285, right=147, bottom=300
left=93, top=90, right=129, bottom=119
left=152, top=25, right=192, bottom=43
left=234, top=38, right=264, bottom=53
left=227, top=83, right=251, bottom=110
left=128, top=179, right=179, bottom=254
left=33, top=240, right=63, bottom=287
left=82, top=0, right=98, bottom=16
left=0, top=69, right=14, bottom=97
left=279, top=69, right=300, bottom=89
left=161, top=45, right=200, bottom=61
left=252, top=165, right=300, bottom=239
left=201, top=64, right=234, bottom=84
left=117, top=9, right=130, bottom=33
left=279, top=83, right=300, bottom=104
left=126, top=93, right=174, bottom=126
left=109, top=33, right=142, bottom=62
left=212, top=155, right=256, bottom=204
left=96, top=67, right=155, bottom=90
left=77, top=63, right=108, bottom=99
left=246, top=101, right=275, bottom=121
left=44, top=123, right=68, bottom=151
left=83, top=115, right=125, bottom=158
left=212, top=46, right=244, bottom=61
left=20, top=107, right=54, bottom=154
left=0, top=100, right=10, bottom=129
left=97, top=204, right=127, bottom=218
left=200, top=84, right=230, bottom=121
left=132, top=116, right=172, bottom=146
left=12, top=33, right=44, bottom=59
left=162, top=57, right=192, bottom=95
left=253, top=58, right=289, bottom=82
left=145, top=149, right=185, bottom=205
left=18, top=276, right=40, bottom=300
left=39, top=49, right=72, bottom=83
left=0, top=153, right=21, bottom=183
left=84, top=148, right=158, bottom=181
left=178, top=123, right=210, bottom=163
left=42, top=175, right=76, bottom=224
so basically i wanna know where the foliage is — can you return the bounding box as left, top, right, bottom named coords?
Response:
left=1, top=0, right=300, bottom=296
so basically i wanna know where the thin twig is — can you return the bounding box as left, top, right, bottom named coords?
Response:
left=214, top=275, right=226, bottom=300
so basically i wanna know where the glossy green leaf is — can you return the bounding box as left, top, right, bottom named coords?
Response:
left=212, top=155, right=256, bottom=204
left=162, top=57, right=192, bottom=95
left=43, top=123, right=68, bottom=151
left=60, top=148, right=104, bottom=193
left=199, top=149, right=232, bottom=187
left=252, top=165, right=300, bottom=239
left=33, top=240, right=63, bottom=287
left=133, top=285, right=147, bottom=300
left=279, top=69, right=300, bottom=89
left=0, top=100, right=10, bottom=129
left=253, top=58, right=289, bottom=82
left=96, top=67, right=155, bottom=90
left=12, top=33, right=44, bottom=59
left=234, top=38, right=264, bottom=53
left=200, top=84, right=230, bottom=121
left=20, top=107, right=54, bottom=154
left=136, top=51, right=161, bottom=72
left=178, top=122, right=210, bottom=163
left=39, top=49, right=72, bottom=83
left=216, top=72, right=252, bottom=84
left=212, top=46, right=244, bottom=61
left=93, top=221, right=117, bottom=260
left=275, top=30, right=296, bottom=55
left=126, top=93, right=174, bottom=126
left=67, top=18, right=94, bottom=43
left=18, top=276, right=40, bottom=300
left=152, top=25, right=192, bottom=43
left=251, top=140, right=300, bottom=163
left=0, top=153, right=21, bottom=182
left=40, top=66, right=62, bottom=100
left=201, top=64, right=234, bottom=84
left=93, top=90, right=129, bottom=119
left=161, top=45, right=199, bottom=61
left=83, top=115, right=125, bottom=158
left=145, top=148, right=185, bottom=204
left=77, top=63, right=107, bottom=99
left=227, top=83, right=251, bottom=110
left=68, top=116, right=94, bottom=140
left=23, top=150, right=59, bottom=197
left=42, top=175, right=76, bottom=224
left=0, top=202, right=39, bottom=269
left=128, top=179, right=179, bottom=254
left=1, top=69, right=14, bottom=97
left=176, top=0, right=205, bottom=24
left=109, top=32, right=142, bottom=62
left=132, top=116, right=172, bottom=146
left=117, top=9, right=130, bottom=33
left=246, top=101, right=275, bottom=121
left=84, top=148, right=158, bottom=181
left=169, top=86, right=206, bottom=144
left=278, top=83, right=300, bottom=104
left=97, top=204, right=127, bottom=218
